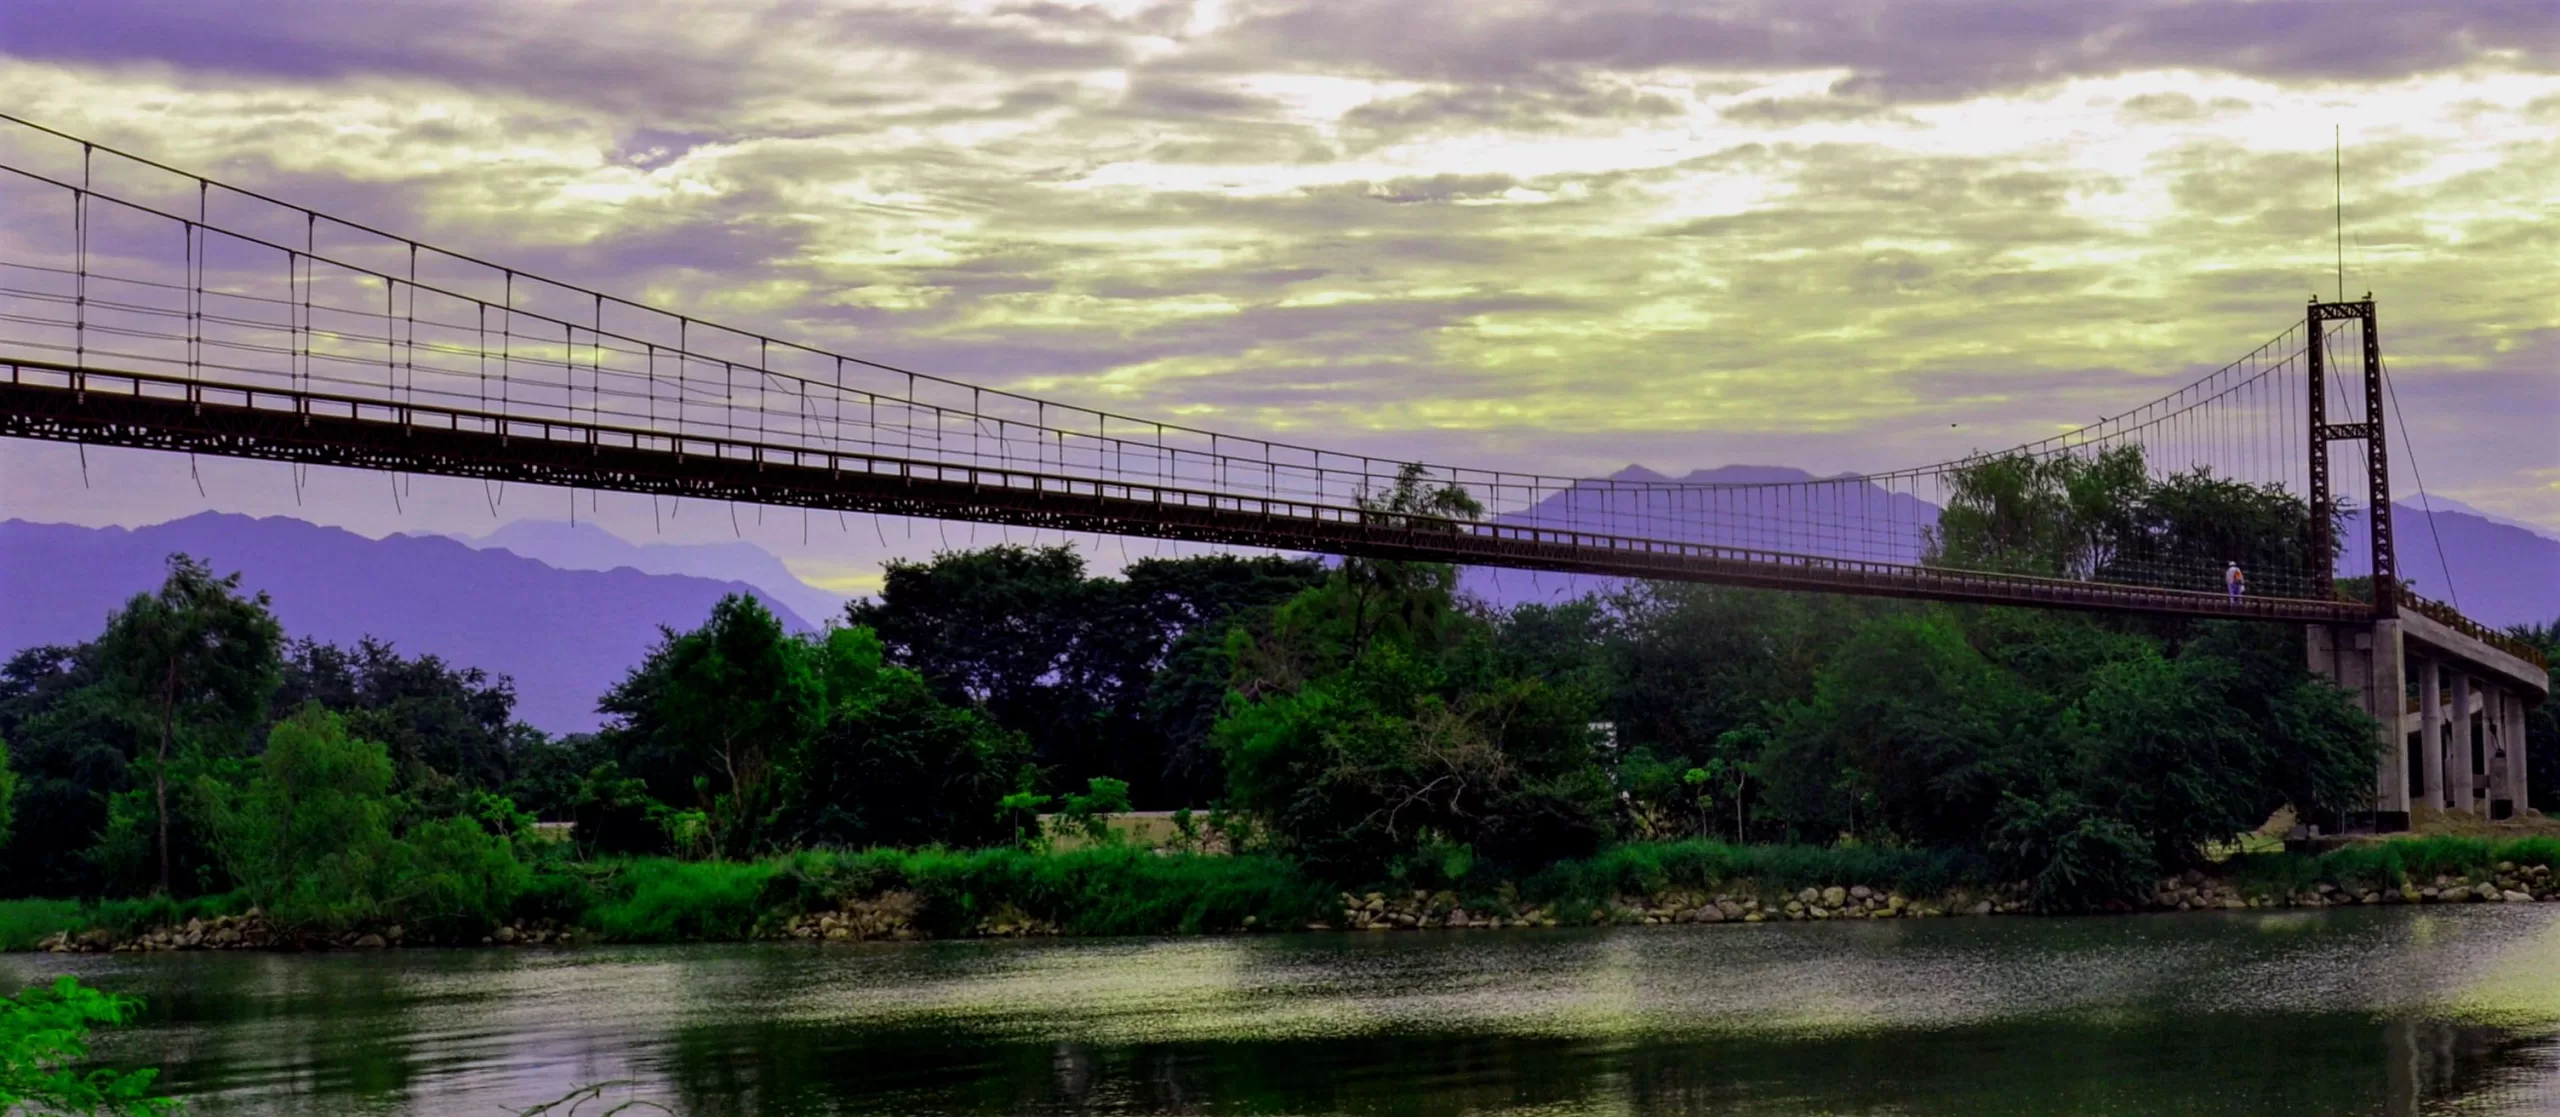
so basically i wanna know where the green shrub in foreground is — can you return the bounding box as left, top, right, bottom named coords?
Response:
left=0, top=976, right=180, bottom=1115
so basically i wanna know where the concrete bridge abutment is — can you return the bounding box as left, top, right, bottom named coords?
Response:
left=2310, top=613, right=2549, bottom=832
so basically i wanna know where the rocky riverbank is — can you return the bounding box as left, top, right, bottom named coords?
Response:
left=738, top=860, right=2560, bottom=943
left=1320, top=861, right=2560, bottom=933
left=2161, top=861, right=2560, bottom=909
left=29, top=912, right=587, bottom=954
left=1327, top=882, right=2013, bottom=931
left=22, top=858, right=2560, bottom=954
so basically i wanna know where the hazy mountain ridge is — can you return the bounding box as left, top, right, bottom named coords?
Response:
left=2339, top=503, right=2560, bottom=629
left=2, top=491, right=2546, bottom=739
left=0, top=513, right=814, bottom=733
left=449, top=519, right=850, bottom=626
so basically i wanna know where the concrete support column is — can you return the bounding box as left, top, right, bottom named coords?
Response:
left=2514, top=691, right=2532, bottom=815
left=2451, top=672, right=2475, bottom=815
left=2370, top=620, right=2408, bottom=824
left=2500, top=688, right=2526, bottom=819
left=2489, top=684, right=2514, bottom=819
left=2420, top=658, right=2444, bottom=813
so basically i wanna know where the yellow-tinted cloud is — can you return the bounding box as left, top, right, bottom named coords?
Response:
left=0, top=0, right=2553, bottom=527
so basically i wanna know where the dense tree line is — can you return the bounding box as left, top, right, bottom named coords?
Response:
left=1, top=451, right=2535, bottom=918
left=845, top=546, right=1329, bottom=807
left=0, top=545, right=1330, bottom=919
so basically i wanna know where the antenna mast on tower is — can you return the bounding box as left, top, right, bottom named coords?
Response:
left=2335, top=125, right=2345, bottom=301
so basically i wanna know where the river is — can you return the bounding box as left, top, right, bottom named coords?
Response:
left=11, top=904, right=2560, bottom=1115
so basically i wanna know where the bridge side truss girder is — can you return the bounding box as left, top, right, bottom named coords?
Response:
left=0, top=364, right=2369, bottom=625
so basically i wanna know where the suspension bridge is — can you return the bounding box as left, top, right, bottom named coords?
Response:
left=0, top=117, right=2541, bottom=828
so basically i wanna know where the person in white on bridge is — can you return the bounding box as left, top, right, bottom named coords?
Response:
left=2226, top=562, right=2246, bottom=601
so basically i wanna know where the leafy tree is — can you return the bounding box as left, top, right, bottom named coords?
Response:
left=1928, top=447, right=2146, bottom=578
left=1928, top=447, right=2341, bottom=597
left=0, top=736, right=15, bottom=854
left=1760, top=610, right=2047, bottom=846
left=2114, top=469, right=2341, bottom=599
left=1057, top=776, right=1133, bottom=843
left=1592, top=582, right=1863, bottom=837
left=2073, top=623, right=2379, bottom=864
left=1690, top=727, right=1768, bottom=844
left=1215, top=638, right=1610, bottom=880
left=503, top=733, right=613, bottom=822
left=849, top=544, right=1095, bottom=744
left=0, top=646, right=134, bottom=897
left=1210, top=465, right=1618, bottom=880
left=1090, top=555, right=1328, bottom=803
left=1486, top=599, right=1612, bottom=690
left=567, top=761, right=672, bottom=858
left=93, top=554, right=282, bottom=895
left=203, top=705, right=533, bottom=936
left=998, top=788, right=1051, bottom=849
left=390, top=812, right=532, bottom=941
left=1988, top=790, right=2159, bottom=911
left=849, top=546, right=1323, bottom=806
left=202, top=705, right=398, bottom=929
left=599, top=594, right=820, bottom=858
left=769, top=627, right=1029, bottom=850
left=1744, top=603, right=2378, bottom=909
left=0, top=976, right=179, bottom=1116
left=276, top=637, right=524, bottom=791
left=1258, top=465, right=1483, bottom=673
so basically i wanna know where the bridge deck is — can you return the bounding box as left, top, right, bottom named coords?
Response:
left=0, top=358, right=2374, bottom=624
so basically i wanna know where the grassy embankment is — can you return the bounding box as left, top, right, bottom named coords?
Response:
left=0, top=894, right=248, bottom=951
left=9, top=835, right=2560, bottom=950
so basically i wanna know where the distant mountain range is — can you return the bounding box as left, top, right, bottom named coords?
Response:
left=2398, top=494, right=2560, bottom=545
left=0, top=513, right=815, bottom=733
left=3, top=481, right=2548, bottom=735
left=1464, top=465, right=2560, bottom=629
left=450, top=519, right=849, bottom=627
left=2340, top=503, right=2560, bottom=630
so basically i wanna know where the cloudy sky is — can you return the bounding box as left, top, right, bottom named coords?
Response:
left=0, top=0, right=2554, bottom=595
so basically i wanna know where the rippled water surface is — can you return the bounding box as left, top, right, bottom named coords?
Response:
left=13, top=905, right=2560, bottom=1115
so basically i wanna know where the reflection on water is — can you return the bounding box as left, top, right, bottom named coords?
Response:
left=8, top=905, right=2560, bottom=1115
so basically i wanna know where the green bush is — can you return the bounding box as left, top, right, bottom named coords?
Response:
left=759, top=846, right=1330, bottom=936
left=203, top=705, right=398, bottom=930
left=0, top=976, right=180, bottom=1115
left=389, top=816, right=532, bottom=941
left=1988, top=792, right=2158, bottom=911
left=0, top=735, right=17, bottom=854
left=194, top=707, right=538, bottom=939
left=513, top=861, right=605, bottom=925
left=917, top=847, right=1327, bottom=936
left=582, top=858, right=779, bottom=942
